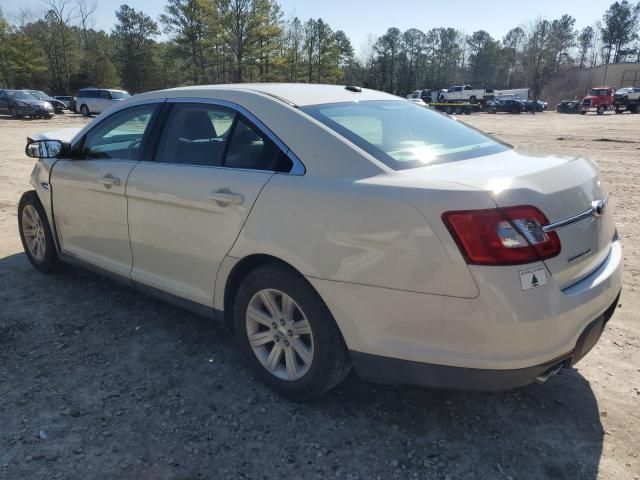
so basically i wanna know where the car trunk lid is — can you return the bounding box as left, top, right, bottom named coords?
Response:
left=405, top=149, right=615, bottom=289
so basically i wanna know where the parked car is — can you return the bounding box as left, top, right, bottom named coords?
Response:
left=556, top=100, right=582, bottom=114
left=54, top=95, right=77, bottom=112
left=486, top=98, right=524, bottom=113
left=19, top=84, right=621, bottom=400
left=27, top=90, right=66, bottom=113
left=0, top=90, right=54, bottom=118
left=75, top=88, right=131, bottom=116
left=524, top=100, right=548, bottom=112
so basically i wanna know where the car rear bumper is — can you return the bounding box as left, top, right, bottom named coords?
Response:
left=350, top=292, right=619, bottom=391
left=308, top=238, right=623, bottom=388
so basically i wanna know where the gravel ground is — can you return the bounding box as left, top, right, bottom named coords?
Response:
left=0, top=111, right=639, bottom=480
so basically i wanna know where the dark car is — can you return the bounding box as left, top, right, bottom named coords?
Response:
left=54, top=95, right=76, bottom=112
left=27, top=90, right=66, bottom=113
left=486, top=99, right=524, bottom=114
left=524, top=99, right=548, bottom=112
left=0, top=90, right=54, bottom=119
left=555, top=100, right=582, bottom=114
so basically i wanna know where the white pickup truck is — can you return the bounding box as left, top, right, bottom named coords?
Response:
left=613, top=87, right=640, bottom=114
left=439, top=85, right=494, bottom=103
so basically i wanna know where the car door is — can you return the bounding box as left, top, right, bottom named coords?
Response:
left=50, top=102, right=162, bottom=277
left=126, top=99, right=291, bottom=307
left=93, top=90, right=109, bottom=113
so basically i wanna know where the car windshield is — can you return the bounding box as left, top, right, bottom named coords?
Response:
left=590, top=89, right=609, bottom=96
left=301, top=100, right=508, bottom=170
left=30, top=91, right=49, bottom=99
left=109, top=91, right=130, bottom=99
left=9, top=91, right=35, bottom=100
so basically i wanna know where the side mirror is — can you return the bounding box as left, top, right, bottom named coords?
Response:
left=25, top=139, right=66, bottom=159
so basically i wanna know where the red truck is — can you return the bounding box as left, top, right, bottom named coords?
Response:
left=580, top=86, right=615, bottom=115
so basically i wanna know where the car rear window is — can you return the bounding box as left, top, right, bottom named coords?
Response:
left=301, top=100, right=508, bottom=170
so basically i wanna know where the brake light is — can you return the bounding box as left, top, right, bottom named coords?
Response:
left=442, top=206, right=561, bottom=265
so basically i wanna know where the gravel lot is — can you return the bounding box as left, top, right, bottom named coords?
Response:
left=1, top=111, right=639, bottom=480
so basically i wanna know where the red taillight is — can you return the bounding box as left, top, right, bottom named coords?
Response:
left=442, top=206, right=561, bottom=266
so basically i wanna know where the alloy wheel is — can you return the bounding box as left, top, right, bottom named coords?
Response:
left=245, top=288, right=314, bottom=381
left=22, top=205, right=46, bottom=261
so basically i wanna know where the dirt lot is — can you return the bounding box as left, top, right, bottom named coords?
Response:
left=0, top=111, right=639, bottom=480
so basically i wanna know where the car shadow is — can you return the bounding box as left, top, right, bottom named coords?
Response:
left=0, top=252, right=603, bottom=479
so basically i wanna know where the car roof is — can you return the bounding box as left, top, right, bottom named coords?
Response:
left=151, top=83, right=397, bottom=107
left=79, top=87, right=127, bottom=92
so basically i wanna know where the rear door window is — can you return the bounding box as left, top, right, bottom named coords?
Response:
left=224, top=116, right=289, bottom=171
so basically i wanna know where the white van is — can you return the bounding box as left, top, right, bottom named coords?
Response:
left=76, top=88, right=130, bottom=116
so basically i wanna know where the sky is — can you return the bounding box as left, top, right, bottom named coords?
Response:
left=2, top=0, right=616, bottom=53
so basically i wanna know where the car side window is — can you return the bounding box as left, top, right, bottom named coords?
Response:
left=81, top=104, right=157, bottom=160
left=224, top=116, right=290, bottom=172
left=155, top=103, right=236, bottom=166
left=101, top=91, right=111, bottom=99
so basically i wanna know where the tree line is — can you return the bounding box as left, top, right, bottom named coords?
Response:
left=0, top=0, right=639, bottom=99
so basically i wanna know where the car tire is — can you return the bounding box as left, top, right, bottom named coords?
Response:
left=18, top=191, right=64, bottom=274
left=580, top=111, right=587, bottom=115
left=233, top=264, right=351, bottom=401
left=10, top=106, right=20, bottom=119
left=597, top=106, right=605, bottom=115
left=634, top=104, right=640, bottom=114
left=80, top=104, right=90, bottom=117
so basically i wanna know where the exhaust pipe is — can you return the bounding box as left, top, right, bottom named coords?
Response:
left=534, top=362, right=564, bottom=384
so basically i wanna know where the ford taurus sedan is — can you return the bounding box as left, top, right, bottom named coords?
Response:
left=18, top=84, right=622, bottom=400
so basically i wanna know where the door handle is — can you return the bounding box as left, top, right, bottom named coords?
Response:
left=207, top=190, right=244, bottom=206
left=97, top=175, right=121, bottom=187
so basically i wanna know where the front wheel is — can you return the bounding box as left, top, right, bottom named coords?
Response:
left=18, top=191, right=63, bottom=273
left=233, top=264, right=351, bottom=401
left=597, top=105, right=606, bottom=115
left=10, top=106, right=20, bottom=118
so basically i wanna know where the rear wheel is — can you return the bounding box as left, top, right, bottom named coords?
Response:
left=10, top=106, right=20, bottom=119
left=80, top=104, right=90, bottom=117
left=233, top=264, right=351, bottom=401
left=18, top=191, right=63, bottom=273
left=634, top=104, right=640, bottom=114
